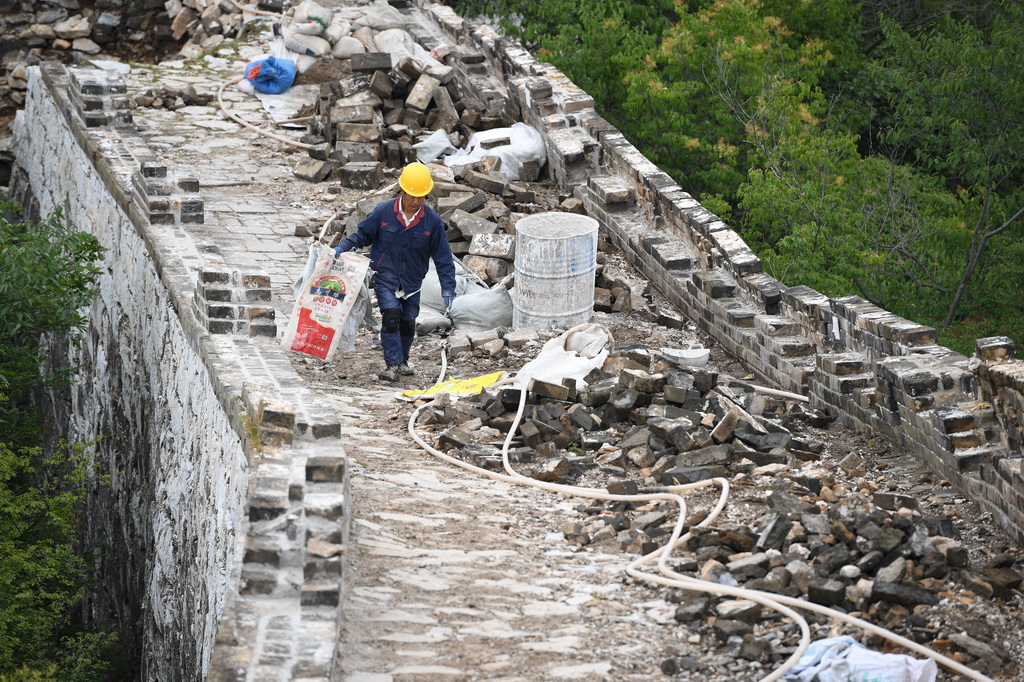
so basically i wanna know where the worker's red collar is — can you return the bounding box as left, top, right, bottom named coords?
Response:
left=395, top=196, right=424, bottom=228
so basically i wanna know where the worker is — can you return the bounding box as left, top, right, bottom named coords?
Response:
left=334, top=162, right=457, bottom=382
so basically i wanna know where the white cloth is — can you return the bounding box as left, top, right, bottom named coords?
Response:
left=783, top=637, right=937, bottom=682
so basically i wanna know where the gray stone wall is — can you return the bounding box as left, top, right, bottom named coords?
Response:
left=411, top=1, right=1024, bottom=545
left=11, top=60, right=353, bottom=681
left=10, top=64, right=249, bottom=681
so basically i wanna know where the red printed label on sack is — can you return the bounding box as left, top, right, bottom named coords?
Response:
left=282, top=248, right=370, bottom=362
left=292, top=307, right=337, bottom=360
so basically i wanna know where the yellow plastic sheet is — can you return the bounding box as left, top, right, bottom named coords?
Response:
left=400, top=371, right=507, bottom=400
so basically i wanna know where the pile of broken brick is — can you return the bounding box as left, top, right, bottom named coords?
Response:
left=413, top=343, right=1018, bottom=677
left=296, top=48, right=522, bottom=188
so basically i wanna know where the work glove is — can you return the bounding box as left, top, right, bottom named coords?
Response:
left=443, top=294, right=455, bottom=311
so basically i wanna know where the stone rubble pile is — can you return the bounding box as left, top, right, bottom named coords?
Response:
left=0, top=0, right=178, bottom=115
left=295, top=51, right=522, bottom=186
left=414, top=344, right=1020, bottom=677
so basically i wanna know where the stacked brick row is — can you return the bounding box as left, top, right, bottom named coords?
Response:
left=67, top=68, right=133, bottom=129
left=410, top=0, right=1024, bottom=544
left=20, top=62, right=356, bottom=678
left=130, top=160, right=205, bottom=226
left=194, top=266, right=277, bottom=338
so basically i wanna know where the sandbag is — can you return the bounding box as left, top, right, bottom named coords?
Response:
left=294, top=54, right=319, bottom=74
left=420, top=258, right=487, bottom=312
left=322, top=20, right=351, bottom=44
left=293, top=0, right=333, bottom=29
left=283, top=247, right=371, bottom=360
left=244, top=56, right=296, bottom=95
left=352, top=0, right=406, bottom=30
left=351, top=27, right=377, bottom=52
left=291, top=20, right=325, bottom=35
left=332, top=36, right=366, bottom=58
left=444, top=123, right=547, bottom=181
left=447, top=285, right=513, bottom=332
left=284, top=30, right=331, bottom=56
left=416, top=258, right=514, bottom=333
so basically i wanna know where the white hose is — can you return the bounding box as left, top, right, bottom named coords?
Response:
left=405, top=355, right=994, bottom=682
left=217, top=75, right=312, bottom=150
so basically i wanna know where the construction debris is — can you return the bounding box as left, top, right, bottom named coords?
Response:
left=414, top=342, right=1019, bottom=675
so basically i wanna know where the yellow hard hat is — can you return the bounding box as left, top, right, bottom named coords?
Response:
left=398, top=162, right=434, bottom=197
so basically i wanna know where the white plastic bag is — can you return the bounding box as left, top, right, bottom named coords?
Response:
left=413, top=129, right=457, bottom=164
left=514, top=324, right=613, bottom=390
left=373, top=28, right=443, bottom=69
left=352, top=0, right=406, bottom=30
left=443, top=123, right=547, bottom=181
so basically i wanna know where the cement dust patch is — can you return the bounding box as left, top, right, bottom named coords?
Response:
left=519, top=635, right=581, bottom=653
left=425, top=512, right=471, bottom=522
left=549, top=662, right=613, bottom=678
left=387, top=568, right=453, bottom=591
left=379, top=627, right=453, bottom=643
left=378, top=469, right=457, bottom=490
left=191, top=119, right=242, bottom=132
left=344, top=673, right=393, bottom=682
left=394, top=649, right=439, bottom=658
left=147, top=136, right=188, bottom=145
left=351, top=586, right=401, bottom=601
left=474, top=578, right=552, bottom=596
left=390, top=665, right=464, bottom=675
left=369, top=609, right=438, bottom=625
left=434, top=606, right=490, bottom=617
left=387, top=490, right=456, bottom=504
left=182, top=137, right=253, bottom=150
left=455, top=618, right=532, bottom=638
left=522, top=601, right=579, bottom=617
left=373, top=512, right=448, bottom=527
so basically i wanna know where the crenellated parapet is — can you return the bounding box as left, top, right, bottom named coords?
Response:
left=409, top=0, right=1024, bottom=545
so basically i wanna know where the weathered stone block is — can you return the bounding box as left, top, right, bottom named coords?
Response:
left=469, top=233, right=515, bottom=260
left=337, top=162, right=383, bottom=190
left=336, top=123, right=381, bottom=144
left=351, top=52, right=392, bottom=72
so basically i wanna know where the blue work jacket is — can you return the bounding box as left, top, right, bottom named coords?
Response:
left=337, top=198, right=457, bottom=298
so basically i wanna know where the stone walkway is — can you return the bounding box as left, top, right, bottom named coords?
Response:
left=107, top=20, right=689, bottom=681
left=327, top=385, right=677, bottom=681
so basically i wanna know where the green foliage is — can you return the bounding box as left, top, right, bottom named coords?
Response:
left=0, top=204, right=116, bottom=679
left=461, top=0, right=1024, bottom=348
left=0, top=202, right=104, bottom=442
left=880, top=6, right=1024, bottom=327
left=0, top=437, right=115, bottom=680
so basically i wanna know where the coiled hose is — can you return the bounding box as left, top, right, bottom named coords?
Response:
left=406, top=352, right=994, bottom=682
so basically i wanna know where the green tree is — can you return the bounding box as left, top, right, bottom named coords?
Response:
left=0, top=202, right=117, bottom=679
left=881, top=7, right=1024, bottom=327
left=0, top=204, right=104, bottom=441
left=713, top=58, right=959, bottom=311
